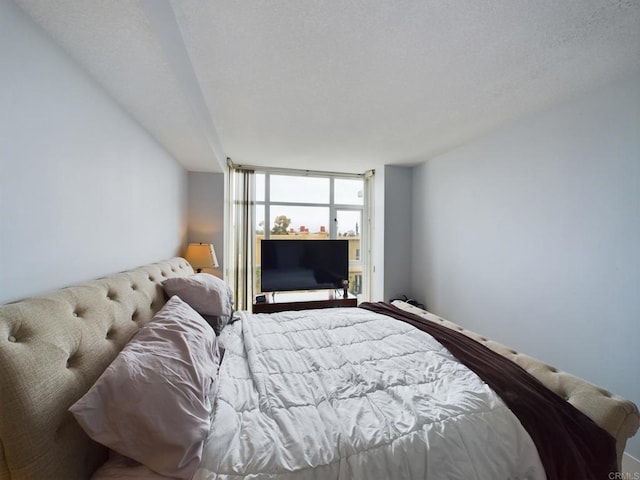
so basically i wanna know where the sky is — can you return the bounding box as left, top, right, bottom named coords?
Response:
left=256, top=173, right=363, bottom=234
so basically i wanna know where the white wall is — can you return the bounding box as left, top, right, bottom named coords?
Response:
left=383, top=165, right=413, bottom=301
left=187, top=172, right=225, bottom=276
left=0, top=0, right=187, bottom=304
left=411, top=72, right=640, bottom=458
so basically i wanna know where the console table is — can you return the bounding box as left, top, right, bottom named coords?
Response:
left=253, top=291, right=357, bottom=314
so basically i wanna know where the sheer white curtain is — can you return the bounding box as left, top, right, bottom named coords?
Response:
left=227, top=165, right=255, bottom=311
left=362, top=169, right=375, bottom=302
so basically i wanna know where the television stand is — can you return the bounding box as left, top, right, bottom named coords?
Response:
left=253, top=290, right=357, bottom=314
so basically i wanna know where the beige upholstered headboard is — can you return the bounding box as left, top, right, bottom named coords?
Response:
left=0, top=257, right=193, bottom=480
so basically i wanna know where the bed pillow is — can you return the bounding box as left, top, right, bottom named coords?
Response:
left=162, top=273, right=234, bottom=317
left=69, top=295, right=220, bottom=479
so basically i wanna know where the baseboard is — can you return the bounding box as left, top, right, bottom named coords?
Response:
left=622, top=452, right=640, bottom=474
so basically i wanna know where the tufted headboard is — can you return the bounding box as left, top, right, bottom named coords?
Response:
left=0, top=258, right=193, bottom=480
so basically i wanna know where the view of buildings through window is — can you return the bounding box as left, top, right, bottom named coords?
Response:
left=255, top=172, right=366, bottom=297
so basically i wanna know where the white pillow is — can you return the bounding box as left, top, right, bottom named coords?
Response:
left=162, top=273, right=234, bottom=317
left=69, top=296, right=220, bottom=479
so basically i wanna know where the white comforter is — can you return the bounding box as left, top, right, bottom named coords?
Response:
left=194, top=307, right=545, bottom=480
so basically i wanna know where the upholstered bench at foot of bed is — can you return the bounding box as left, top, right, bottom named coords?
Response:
left=391, top=300, right=640, bottom=470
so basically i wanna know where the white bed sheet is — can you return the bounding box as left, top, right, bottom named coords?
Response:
left=94, top=307, right=545, bottom=480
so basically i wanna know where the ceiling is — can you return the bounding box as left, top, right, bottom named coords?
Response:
left=15, top=0, right=640, bottom=174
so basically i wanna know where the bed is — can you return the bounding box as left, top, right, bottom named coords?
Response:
left=0, top=257, right=638, bottom=479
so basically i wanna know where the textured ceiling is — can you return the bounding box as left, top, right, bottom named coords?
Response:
left=15, top=0, right=640, bottom=173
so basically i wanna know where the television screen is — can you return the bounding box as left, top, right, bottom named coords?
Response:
left=261, top=239, right=349, bottom=292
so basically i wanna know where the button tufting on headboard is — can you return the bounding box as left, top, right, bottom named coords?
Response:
left=0, top=257, right=194, bottom=480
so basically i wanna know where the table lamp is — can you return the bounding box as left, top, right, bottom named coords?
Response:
left=185, top=243, right=218, bottom=273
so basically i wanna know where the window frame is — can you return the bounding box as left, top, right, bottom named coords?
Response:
left=254, top=168, right=369, bottom=300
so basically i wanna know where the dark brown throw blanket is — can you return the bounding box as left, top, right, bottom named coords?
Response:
left=360, top=302, right=617, bottom=480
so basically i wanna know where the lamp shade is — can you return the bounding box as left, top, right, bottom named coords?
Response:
left=185, top=243, right=219, bottom=272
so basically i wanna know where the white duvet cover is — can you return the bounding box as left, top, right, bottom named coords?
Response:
left=194, top=307, right=545, bottom=480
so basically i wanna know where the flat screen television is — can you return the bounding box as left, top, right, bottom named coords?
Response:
left=260, top=239, right=349, bottom=292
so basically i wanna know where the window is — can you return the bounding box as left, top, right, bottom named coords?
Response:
left=354, top=275, right=363, bottom=295
left=254, top=170, right=369, bottom=300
